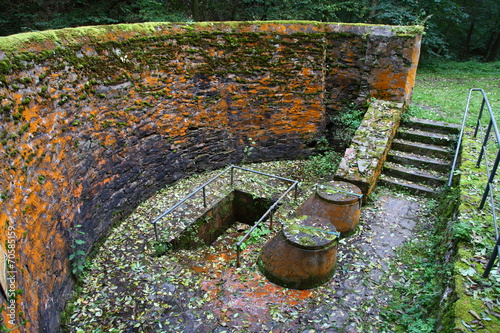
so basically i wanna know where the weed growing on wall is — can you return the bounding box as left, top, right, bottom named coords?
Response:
left=339, top=103, right=365, bottom=131
left=69, top=225, right=86, bottom=279
left=327, top=103, right=367, bottom=150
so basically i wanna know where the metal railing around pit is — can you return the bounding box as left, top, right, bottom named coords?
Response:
left=449, top=88, right=500, bottom=277
left=150, top=164, right=299, bottom=267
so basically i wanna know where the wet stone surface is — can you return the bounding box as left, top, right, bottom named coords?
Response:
left=63, top=163, right=428, bottom=333
left=283, top=215, right=338, bottom=249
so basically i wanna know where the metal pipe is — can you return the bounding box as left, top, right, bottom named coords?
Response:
left=203, top=186, right=207, bottom=208
left=232, top=165, right=297, bottom=184
left=474, top=98, right=486, bottom=137
left=483, top=240, right=500, bottom=278
left=150, top=163, right=299, bottom=267
left=448, top=89, right=475, bottom=186
left=476, top=119, right=493, bottom=168
left=236, top=244, right=241, bottom=268
left=150, top=165, right=232, bottom=226
left=230, top=165, right=234, bottom=187
left=452, top=89, right=500, bottom=277
left=154, top=223, right=159, bottom=243
left=480, top=149, right=500, bottom=209
left=235, top=181, right=298, bottom=249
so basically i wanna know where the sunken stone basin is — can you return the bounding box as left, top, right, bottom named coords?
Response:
left=169, top=189, right=273, bottom=250
left=258, top=215, right=339, bottom=290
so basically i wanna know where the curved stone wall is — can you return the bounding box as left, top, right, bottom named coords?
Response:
left=0, top=21, right=421, bottom=332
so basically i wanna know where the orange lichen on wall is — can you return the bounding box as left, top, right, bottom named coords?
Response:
left=0, top=21, right=421, bottom=332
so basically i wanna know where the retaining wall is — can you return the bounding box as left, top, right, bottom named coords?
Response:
left=0, top=21, right=422, bottom=332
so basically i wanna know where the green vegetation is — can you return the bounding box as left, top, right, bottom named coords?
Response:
left=406, top=60, right=500, bottom=332
left=237, top=224, right=271, bottom=251
left=380, top=191, right=457, bottom=332
left=304, top=150, right=342, bottom=179
left=410, top=60, right=500, bottom=124
left=69, top=225, right=87, bottom=279
left=0, top=1, right=498, bottom=61
left=451, top=134, right=500, bottom=332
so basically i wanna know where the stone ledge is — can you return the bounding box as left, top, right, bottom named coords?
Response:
left=335, top=99, right=404, bottom=197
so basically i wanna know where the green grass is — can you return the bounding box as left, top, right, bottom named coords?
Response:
left=394, top=60, right=500, bottom=332
left=409, top=60, right=500, bottom=332
left=409, top=60, right=500, bottom=125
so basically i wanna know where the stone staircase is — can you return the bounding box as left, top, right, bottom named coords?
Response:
left=377, top=117, right=461, bottom=197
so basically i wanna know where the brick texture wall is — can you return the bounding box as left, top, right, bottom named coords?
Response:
left=0, top=21, right=421, bottom=332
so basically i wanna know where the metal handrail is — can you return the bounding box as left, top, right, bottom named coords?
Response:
left=150, top=164, right=299, bottom=267
left=150, top=165, right=233, bottom=241
left=449, top=88, right=500, bottom=277
left=234, top=180, right=298, bottom=267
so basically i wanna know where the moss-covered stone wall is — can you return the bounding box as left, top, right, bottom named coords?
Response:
left=0, top=21, right=422, bottom=332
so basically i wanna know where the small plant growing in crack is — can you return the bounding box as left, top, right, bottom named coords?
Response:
left=236, top=224, right=270, bottom=251
left=244, top=137, right=256, bottom=156
left=69, top=224, right=86, bottom=279
left=130, top=262, right=146, bottom=273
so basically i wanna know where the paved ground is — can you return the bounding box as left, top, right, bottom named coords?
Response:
left=144, top=191, right=427, bottom=332
left=64, top=179, right=430, bottom=332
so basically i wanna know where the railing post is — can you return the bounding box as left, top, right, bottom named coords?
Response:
left=154, top=223, right=159, bottom=242
left=236, top=244, right=241, bottom=268
left=477, top=119, right=493, bottom=168
left=474, top=98, right=486, bottom=138
left=479, top=149, right=500, bottom=209
left=449, top=89, right=476, bottom=186
left=230, top=166, right=234, bottom=187
left=203, top=186, right=207, bottom=208
left=483, top=240, right=500, bottom=278
left=269, top=210, right=274, bottom=230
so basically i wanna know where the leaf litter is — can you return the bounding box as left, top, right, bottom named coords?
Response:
left=63, top=160, right=437, bottom=332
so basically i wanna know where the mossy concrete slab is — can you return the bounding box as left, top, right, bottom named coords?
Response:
left=335, top=99, right=404, bottom=197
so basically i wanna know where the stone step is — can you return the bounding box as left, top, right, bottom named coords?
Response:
left=396, top=128, right=457, bottom=147
left=377, top=174, right=439, bottom=197
left=378, top=117, right=459, bottom=196
left=402, top=117, right=461, bottom=135
left=383, top=163, right=447, bottom=188
left=386, top=151, right=451, bottom=173
left=391, top=139, right=454, bottom=160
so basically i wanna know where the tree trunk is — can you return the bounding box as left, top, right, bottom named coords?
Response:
left=486, top=31, right=500, bottom=62
left=464, top=20, right=475, bottom=59
left=192, top=0, right=200, bottom=21
left=369, top=0, right=378, bottom=23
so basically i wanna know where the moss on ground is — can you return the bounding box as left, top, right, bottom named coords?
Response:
left=453, top=132, right=500, bottom=332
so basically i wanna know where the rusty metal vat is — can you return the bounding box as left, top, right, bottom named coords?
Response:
left=297, top=181, right=362, bottom=237
left=257, top=215, right=339, bottom=290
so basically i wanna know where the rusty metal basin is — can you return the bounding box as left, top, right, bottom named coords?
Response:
left=297, top=181, right=362, bottom=237
left=257, top=215, right=339, bottom=290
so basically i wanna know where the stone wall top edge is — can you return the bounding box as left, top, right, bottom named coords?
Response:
left=0, top=21, right=423, bottom=54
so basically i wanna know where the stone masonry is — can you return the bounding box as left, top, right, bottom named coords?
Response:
left=0, top=21, right=422, bottom=332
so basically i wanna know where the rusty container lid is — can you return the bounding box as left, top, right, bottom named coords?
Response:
left=316, top=181, right=362, bottom=205
left=283, top=215, right=339, bottom=250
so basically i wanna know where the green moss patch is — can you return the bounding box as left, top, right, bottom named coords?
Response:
left=453, top=132, right=500, bottom=332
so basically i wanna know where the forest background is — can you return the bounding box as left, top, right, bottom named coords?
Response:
left=0, top=0, right=498, bottom=63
